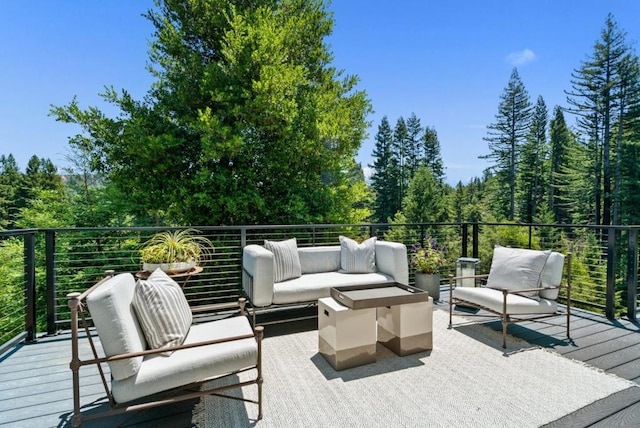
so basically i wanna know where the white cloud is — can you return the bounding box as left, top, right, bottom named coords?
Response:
left=506, top=48, right=536, bottom=66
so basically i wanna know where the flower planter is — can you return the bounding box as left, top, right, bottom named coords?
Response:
left=414, top=272, right=440, bottom=301
left=142, top=260, right=196, bottom=274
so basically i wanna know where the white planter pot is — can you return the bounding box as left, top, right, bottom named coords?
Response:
left=414, top=272, right=440, bottom=301
left=143, top=260, right=196, bottom=274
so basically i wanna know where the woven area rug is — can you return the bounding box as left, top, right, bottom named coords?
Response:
left=193, top=309, right=635, bottom=427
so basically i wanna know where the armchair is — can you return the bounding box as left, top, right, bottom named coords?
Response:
left=449, top=246, right=571, bottom=348
left=67, top=270, right=263, bottom=427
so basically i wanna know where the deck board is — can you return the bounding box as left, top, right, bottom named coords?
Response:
left=3, top=302, right=640, bottom=427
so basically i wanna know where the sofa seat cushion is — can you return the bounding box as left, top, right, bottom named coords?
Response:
left=453, top=286, right=558, bottom=315
left=111, top=316, right=257, bottom=403
left=272, top=271, right=394, bottom=305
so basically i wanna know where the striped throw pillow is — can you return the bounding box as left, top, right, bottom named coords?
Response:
left=339, top=236, right=377, bottom=273
left=133, top=268, right=192, bottom=355
left=264, top=238, right=302, bottom=283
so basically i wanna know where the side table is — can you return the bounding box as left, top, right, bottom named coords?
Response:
left=377, top=296, right=433, bottom=356
left=318, top=297, right=377, bottom=371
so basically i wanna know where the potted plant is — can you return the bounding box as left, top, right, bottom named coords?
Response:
left=411, top=234, right=447, bottom=300
left=139, top=228, right=214, bottom=274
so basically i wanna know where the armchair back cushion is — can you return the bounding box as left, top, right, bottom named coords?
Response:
left=539, top=252, right=565, bottom=300
left=86, top=273, right=147, bottom=380
left=486, top=246, right=551, bottom=298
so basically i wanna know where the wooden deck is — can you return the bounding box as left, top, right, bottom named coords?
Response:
left=2, top=302, right=640, bottom=427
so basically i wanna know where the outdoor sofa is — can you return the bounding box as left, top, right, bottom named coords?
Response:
left=242, top=236, right=409, bottom=321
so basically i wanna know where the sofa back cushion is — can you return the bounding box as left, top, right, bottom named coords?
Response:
left=339, top=236, right=377, bottom=273
left=539, top=252, right=565, bottom=300
left=486, top=246, right=551, bottom=298
left=299, top=246, right=341, bottom=274
left=86, top=273, right=147, bottom=381
left=264, top=238, right=302, bottom=282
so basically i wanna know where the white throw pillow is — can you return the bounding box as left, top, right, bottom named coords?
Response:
left=133, top=268, right=193, bottom=355
left=264, top=237, right=302, bottom=283
left=486, top=246, right=551, bottom=298
left=339, top=236, right=377, bottom=273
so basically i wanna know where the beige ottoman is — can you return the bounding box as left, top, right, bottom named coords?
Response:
left=377, top=297, right=433, bottom=356
left=318, top=297, right=377, bottom=370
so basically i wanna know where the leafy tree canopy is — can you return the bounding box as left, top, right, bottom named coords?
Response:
left=51, top=0, right=371, bottom=226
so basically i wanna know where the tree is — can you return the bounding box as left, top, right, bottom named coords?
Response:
left=422, top=126, right=445, bottom=182
left=405, top=113, right=423, bottom=178
left=369, top=116, right=399, bottom=223
left=400, top=166, right=447, bottom=223
left=548, top=106, right=574, bottom=224
left=481, top=68, right=532, bottom=220
left=0, top=155, right=21, bottom=229
left=517, top=95, right=548, bottom=223
left=566, top=13, right=640, bottom=227
left=51, top=0, right=371, bottom=225
left=393, top=116, right=409, bottom=208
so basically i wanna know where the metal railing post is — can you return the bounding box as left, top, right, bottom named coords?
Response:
left=472, top=223, right=479, bottom=259
left=627, top=228, right=638, bottom=322
left=461, top=223, right=468, bottom=257
left=24, top=233, right=37, bottom=342
left=46, top=230, right=57, bottom=335
left=606, top=227, right=616, bottom=319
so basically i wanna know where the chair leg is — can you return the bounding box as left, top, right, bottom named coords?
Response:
left=502, top=318, right=508, bottom=349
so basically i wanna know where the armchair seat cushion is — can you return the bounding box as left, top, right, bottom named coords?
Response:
left=453, top=286, right=558, bottom=315
left=111, top=316, right=258, bottom=403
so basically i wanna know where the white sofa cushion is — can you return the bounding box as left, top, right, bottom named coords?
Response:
left=272, top=271, right=393, bottom=305
left=264, top=238, right=302, bottom=282
left=539, top=252, right=565, bottom=300
left=111, top=316, right=257, bottom=403
left=133, top=269, right=192, bottom=355
left=299, top=246, right=341, bottom=274
left=339, top=236, right=377, bottom=273
left=86, top=273, right=147, bottom=381
left=486, top=246, right=550, bottom=298
left=454, top=286, right=558, bottom=315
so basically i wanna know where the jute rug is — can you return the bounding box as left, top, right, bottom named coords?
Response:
left=193, top=309, right=635, bottom=427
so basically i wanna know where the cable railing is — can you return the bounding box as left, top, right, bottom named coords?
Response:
left=1, top=222, right=639, bottom=352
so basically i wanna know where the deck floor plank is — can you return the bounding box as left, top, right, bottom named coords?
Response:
left=3, top=303, right=640, bottom=427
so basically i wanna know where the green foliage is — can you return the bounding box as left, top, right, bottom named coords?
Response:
left=410, top=234, right=448, bottom=274
left=51, top=0, right=372, bottom=226
left=139, top=229, right=214, bottom=264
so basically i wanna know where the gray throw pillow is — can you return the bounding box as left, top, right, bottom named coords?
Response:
left=339, top=236, right=377, bottom=273
left=264, top=237, right=302, bottom=283
left=132, top=268, right=192, bottom=355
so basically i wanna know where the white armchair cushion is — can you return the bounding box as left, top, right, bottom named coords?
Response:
left=539, top=252, right=565, bottom=300
left=264, top=237, right=302, bottom=282
left=86, top=273, right=147, bottom=381
left=339, top=236, right=377, bottom=273
left=111, top=316, right=258, bottom=403
left=486, top=246, right=550, bottom=298
left=133, top=269, right=192, bottom=355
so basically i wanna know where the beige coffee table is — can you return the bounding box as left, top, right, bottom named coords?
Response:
left=318, top=283, right=433, bottom=370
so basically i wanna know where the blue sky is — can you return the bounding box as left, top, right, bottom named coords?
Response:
left=2, top=1, right=639, bottom=185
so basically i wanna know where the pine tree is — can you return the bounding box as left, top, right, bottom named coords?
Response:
left=517, top=95, right=548, bottom=223
left=393, top=117, right=409, bottom=209
left=481, top=68, right=532, bottom=220
left=566, top=13, right=639, bottom=226
left=548, top=106, right=574, bottom=224
left=405, top=113, right=423, bottom=179
left=369, top=116, right=399, bottom=222
left=422, top=126, right=445, bottom=182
